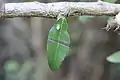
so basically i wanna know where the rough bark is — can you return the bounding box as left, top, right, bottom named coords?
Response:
left=0, top=1, right=120, bottom=18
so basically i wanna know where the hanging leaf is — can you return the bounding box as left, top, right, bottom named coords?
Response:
left=47, top=15, right=70, bottom=71
left=107, top=51, right=120, bottom=63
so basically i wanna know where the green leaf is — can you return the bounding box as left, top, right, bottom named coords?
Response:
left=107, top=51, right=120, bottom=63
left=47, top=16, right=70, bottom=71
left=104, top=0, right=117, bottom=3
left=4, top=60, right=21, bottom=72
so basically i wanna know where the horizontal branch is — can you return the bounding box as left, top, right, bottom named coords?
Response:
left=1, top=1, right=120, bottom=18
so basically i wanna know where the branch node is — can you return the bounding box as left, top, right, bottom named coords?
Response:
left=104, top=12, right=120, bottom=34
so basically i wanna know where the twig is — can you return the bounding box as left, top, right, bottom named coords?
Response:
left=1, top=1, right=120, bottom=18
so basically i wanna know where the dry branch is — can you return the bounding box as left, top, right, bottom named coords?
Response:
left=1, top=1, right=120, bottom=18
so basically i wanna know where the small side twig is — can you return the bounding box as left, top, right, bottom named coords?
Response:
left=103, top=12, right=120, bottom=34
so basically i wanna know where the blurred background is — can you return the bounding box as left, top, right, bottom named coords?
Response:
left=0, top=0, right=119, bottom=80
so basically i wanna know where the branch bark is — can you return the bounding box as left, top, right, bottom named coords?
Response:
left=1, top=1, right=120, bottom=18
